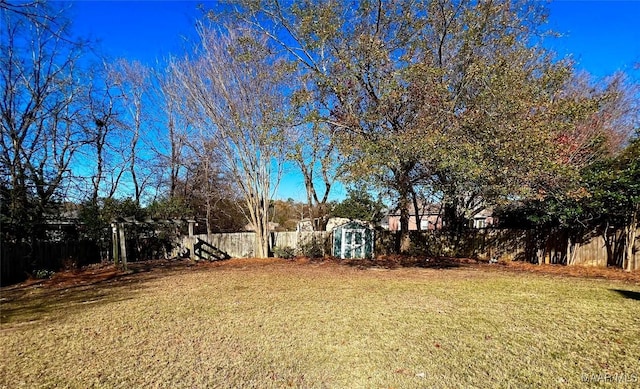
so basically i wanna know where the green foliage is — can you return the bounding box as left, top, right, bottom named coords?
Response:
left=0, top=184, right=42, bottom=240
left=273, top=245, right=295, bottom=259
left=582, top=136, right=640, bottom=228
left=270, top=199, right=306, bottom=231
left=147, top=197, right=194, bottom=220
left=77, top=202, right=105, bottom=241
left=330, top=186, right=385, bottom=223
left=297, top=239, right=324, bottom=259
left=99, top=198, right=147, bottom=222
left=496, top=135, right=640, bottom=266
left=78, top=198, right=147, bottom=240
left=221, top=0, right=629, bottom=247
left=33, top=269, right=54, bottom=279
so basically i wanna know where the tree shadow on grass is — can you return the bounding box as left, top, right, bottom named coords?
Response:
left=611, top=289, right=640, bottom=301
left=0, top=279, right=141, bottom=325
left=0, top=259, right=211, bottom=325
left=342, top=256, right=473, bottom=270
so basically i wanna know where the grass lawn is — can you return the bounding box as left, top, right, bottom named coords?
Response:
left=1, top=258, right=639, bottom=388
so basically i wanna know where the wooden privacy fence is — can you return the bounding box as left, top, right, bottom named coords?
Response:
left=3, top=222, right=635, bottom=286
left=374, top=228, right=639, bottom=271
left=484, top=228, right=639, bottom=270
left=180, top=231, right=332, bottom=260
left=1, top=240, right=103, bottom=286
left=5, top=223, right=628, bottom=283
left=178, top=227, right=639, bottom=271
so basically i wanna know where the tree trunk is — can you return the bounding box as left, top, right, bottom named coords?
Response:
left=398, top=195, right=411, bottom=253
left=393, top=168, right=413, bottom=254
left=411, top=189, right=421, bottom=231
left=623, top=206, right=638, bottom=271
left=566, top=235, right=578, bottom=266
left=299, top=159, right=332, bottom=232
left=602, top=223, right=615, bottom=267
left=443, top=197, right=465, bottom=255
left=253, top=201, right=270, bottom=258
left=316, top=203, right=329, bottom=231
left=91, top=127, right=104, bottom=205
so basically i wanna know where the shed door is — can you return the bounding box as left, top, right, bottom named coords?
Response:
left=342, top=228, right=365, bottom=259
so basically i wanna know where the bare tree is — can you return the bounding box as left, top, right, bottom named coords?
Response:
left=289, top=121, right=343, bottom=231
left=153, top=66, right=189, bottom=199
left=82, top=66, right=129, bottom=204
left=106, top=59, right=152, bottom=205
left=1, top=2, right=89, bottom=237
left=155, top=65, right=248, bottom=234
left=169, top=26, right=292, bottom=258
left=0, top=0, right=64, bottom=38
left=553, top=71, right=638, bottom=171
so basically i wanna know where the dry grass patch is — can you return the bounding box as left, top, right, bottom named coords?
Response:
left=1, top=259, right=639, bottom=388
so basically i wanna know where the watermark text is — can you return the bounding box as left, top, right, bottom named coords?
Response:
left=581, top=372, right=638, bottom=384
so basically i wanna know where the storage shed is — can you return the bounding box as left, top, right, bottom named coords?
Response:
left=332, top=221, right=375, bottom=259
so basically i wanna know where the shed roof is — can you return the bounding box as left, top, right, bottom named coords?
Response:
left=331, top=219, right=374, bottom=231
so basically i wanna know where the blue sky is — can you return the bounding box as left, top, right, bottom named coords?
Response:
left=69, top=1, right=640, bottom=77
left=544, top=0, right=640, bottom=80
left=66, top=0, right=640, bottom=202
left=70, top=1, right=204, bottom=64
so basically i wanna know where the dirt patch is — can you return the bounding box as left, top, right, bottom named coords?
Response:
left=2, top=263, right=123, bottom=291
left=337, top=255, right=640, bottom=284
left=489, top=260, right=640, bottom=283
left=2, top=256, right=638, bottom=295
left=342, top=255, right=478, bottom=270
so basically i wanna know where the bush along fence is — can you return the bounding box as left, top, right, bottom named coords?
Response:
left=175, top=226, right=638, bottom=271
left=3, top=223, right=636, bottom=286
left=373, top=227, right=639, bottom=271
left=0, top=220, right=109, bottom=286
left=110, top=218, right=197, bottom=270
left=1, top=239, right=103, bottom=286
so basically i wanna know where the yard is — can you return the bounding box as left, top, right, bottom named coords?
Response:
left=1, top=258, right=639, bottom=388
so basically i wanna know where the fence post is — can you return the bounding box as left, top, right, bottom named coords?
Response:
left=187, top=219, right=196, bottom=260
left=188, top=220, right=195, bottom=238
left=118, top=222, right=127, bottom=271
left=112, top=223, right=119, bottom=267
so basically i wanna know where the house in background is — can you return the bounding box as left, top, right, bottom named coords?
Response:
left=471, top=208, right=494, bottom=229
left=384, top=203, right=444, bottom=231
left=384, top=202, right=494, bottom=231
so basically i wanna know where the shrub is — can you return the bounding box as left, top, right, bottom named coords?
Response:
left=273, top=245, right=295, bottom=259
left=298, top=239, right=324, bottom=259
left=33, top=269, right=54, bottom=279
left=61, top=257, right=77, bottom=270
